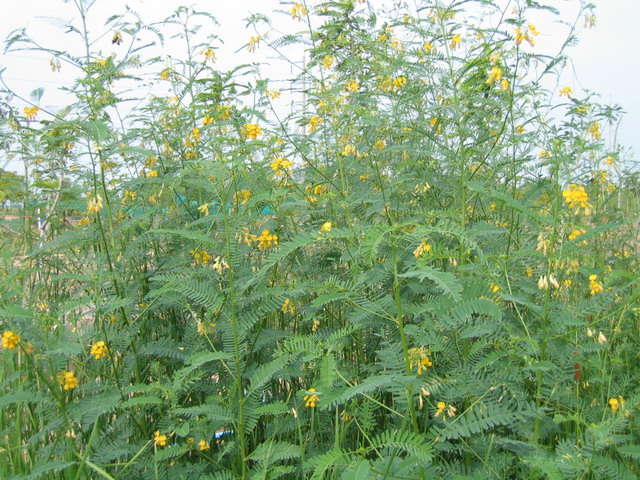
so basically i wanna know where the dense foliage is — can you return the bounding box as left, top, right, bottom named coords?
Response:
left=1, top=0, right=639, bottom=479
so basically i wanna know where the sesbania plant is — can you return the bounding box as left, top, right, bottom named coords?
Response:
left=1, top=0, right=639, bottom=479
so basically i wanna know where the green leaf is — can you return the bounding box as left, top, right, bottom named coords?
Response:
left=399, top=266, right=462, bottom=301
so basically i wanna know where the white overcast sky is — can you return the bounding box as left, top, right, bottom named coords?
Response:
left=1, top=0, right=639, bottom=172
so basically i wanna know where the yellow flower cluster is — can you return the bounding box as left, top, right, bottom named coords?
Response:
left=184, top=128, right=201, bottom=148
left=408, top=346, right=433, bottom=375
left=202, top=47, right=216, bottom=63
left=87, top=194, right=104, bottom=214
left=450, top=34, right=461, bottom=50
left=559, top=87, right=573, bottom=98
left=2, top=330, right=20, bottom=349
left=265, top=89, right=281, bottom=100
left=246, top=230, right=279, bottom=250
left=515, top=24, right=539, bottom=46
left=191, top=249, right=212, bottom=265
left=247, top=36, right=261, bottom=53
left=321, top=55, right=334, bottom=69
left=609, top=397, right=624, bottom=413
left=562, top=184, right=589, bottom=211
left=271, top=157, right=293, bottom=176
left=589, top=274, right=603, bottom=295
left=198, top=203, right=210, bottom=216
left=154, top=430, right=167, bottom=447
left=435, top=401, right=457, bottom=418
left=538, top=275, right=559, bottom=290
left=290, top=3, right=307, bottom=20
left=413, top=240, right=432, bottom=259
left=90, top=341, right=108, bottom=360
left=281, top=298, right=295, bottom=315
left=341, top=144, right=357, bottom=156
left=123, top=190, right=137, bottom=204
left=242, top=123, right=262, bottom=140
left=59, top=371, right=78, bottom=390
left=568, top=228, right=586, bottom=240
left=304, top=388, right=319, bottom=407
left=307, top=115, right=324, bottom=133
left=24, top=106, right=40, bottom=119
left=588, top=121, right=602, bottom=141
left=198, top=439, right=210, bottom=451
left=486, top=67, right=502, bottom=84
left=346, top=80, right=360, bottom=93
left=197, top=320, right=217, bottom=336
left=234, top=190, right=252, bottom=205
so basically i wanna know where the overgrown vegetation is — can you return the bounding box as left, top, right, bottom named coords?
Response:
left=1, top=0, right=639, bottom=478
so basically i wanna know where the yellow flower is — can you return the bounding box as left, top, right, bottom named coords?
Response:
left=50, top=57, right=61, bottom=72
left=90, top=341, right=108, bottom=360
left=247, top=36, right=261, bottom=53
left=486, top=67, right=502, bottom=84
left=312, top=184, right=328, bottom=196
left=218, top=105, right=231, bottom=120
left=265, top=89, right=281, bottom=100
left=392, top=76, right=408, bottom=90
left=538, top=275, right=559, bottom=291
left=24, top=106, right=40, bottom=119
left=559, top=87, right=573, bottom=98
left=184, top=128, right=201, bottom=148
left=112, top=31, right=123, bottom=45
left=562, top=184, right=590, bottom=213
left=247, top=230, right=279, bottom=250
left=197, top=321, right=217, bottom=336
left=145, top=170, right=158, bottom=178
left=191, top=249, right=212, bottom=265
left=154, top=430, right=167, bottom=447
left=58, top=371, right=78, bottom=390
left=2, top=330, right=20, bottom=349
left=320, top=221, right=332, bottom=232
left=234, top=190, right=252, bottom=205
left=373, top=139, right=385, bottom=150
left=589, top=274, right=603, bottom=295
left=515, top=125, right=525, bottom=135
left=198, top=203, right=210, bottom=216
left=304, top=388, right=319, bottom=407
left=202, top=47, right=216, bottom=63
left=211, top=256, right=228, bottom=275
left=598, top=331, right=607, bottom=344
left=242, top=124, right=262, bottom=140
left=588, top=121, right=602, bottom=141
left=568, top=228, right=586, bottom=240
left=490, top=283, right=500, bottom=293
left=408, top=346, right=433, bottom=375
left=450, top=34, right=461, bottom=50
left=514, top=26, right=536, bottom=46
left=87, top=194, right=104, bottom=214
left=307, top=115, right=324, bottom=134
left=342, top=144, right=357, bottom=156
left=291, top=3, right=307, bottom=20
left=198, top=439, right=210, bottom=451
left=609, top=397, right=624, bottom=413
left=321, top=55, right=334, bottom=69
left=413, top=240, right=431, bottom=259
left=282, top=298, right=295, bottom=315
left=346, top=80, right=360, bottom=93
left=203, top=115, right=214, bottom=126
left=424, top=42, right=433, bottom=53
left=271, top=157, right=293, bottom=175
